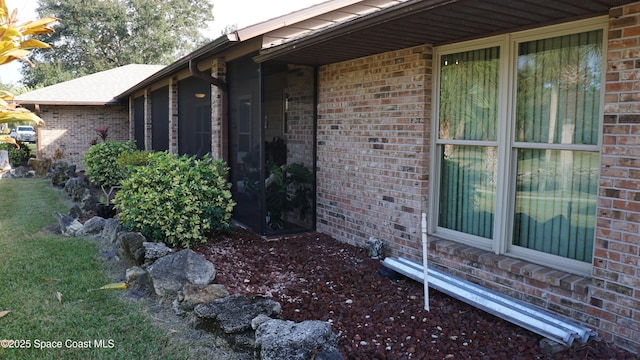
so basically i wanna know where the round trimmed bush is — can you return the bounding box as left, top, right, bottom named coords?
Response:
left=83, top=140, right=137, bottom=187
left=114, top=152, right=235, bottom=248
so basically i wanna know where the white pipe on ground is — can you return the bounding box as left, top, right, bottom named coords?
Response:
left=422, top=212, right=429, bottom=312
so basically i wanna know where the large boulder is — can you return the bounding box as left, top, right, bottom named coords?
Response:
left=255, top=319, right=343, bottom=360
left=52, top=211, right=83, bottom=237
left=147, top=249, right=215, bottom=296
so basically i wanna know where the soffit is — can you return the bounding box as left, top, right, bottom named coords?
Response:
left=256, top=0, right=636, bottom=65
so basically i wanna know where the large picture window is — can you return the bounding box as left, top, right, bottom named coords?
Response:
left=432, top=19, right=605, bottom=274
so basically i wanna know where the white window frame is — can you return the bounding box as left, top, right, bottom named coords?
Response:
left=429, top=17, right=608, bottom=275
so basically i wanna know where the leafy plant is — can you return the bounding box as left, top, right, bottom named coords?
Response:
left=83, top=140, right=137, bottom=188
left=0, top=140, right=31, bottom=166
left=266, top=162, right=314, bottom=230
left=115, top=152, right=235, bottom=248
left=0, top=2, right=55, bottom=146
left=117, top=149, right=151, bottom=178
left=96, top=126, right=109, bottom=141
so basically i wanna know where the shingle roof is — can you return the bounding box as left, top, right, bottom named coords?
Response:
left=16, top=64, right=164, bottom=106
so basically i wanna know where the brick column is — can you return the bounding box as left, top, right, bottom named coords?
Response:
left=169, top=77, right=178, bottom=154
left=593, top=3, right=640, bottom=353
left=211, top=57, right=227, bottom=161
left=144, top=89, right=152, bottom=150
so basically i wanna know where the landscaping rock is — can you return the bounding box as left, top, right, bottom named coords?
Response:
left=63, top=177, right=97, bottom=214
left=125, top=266, right=151, bottom=298
left=51, top=161, right=75, bottom=187
left=69, top=204, right=83, bottom=220
left=255, top=319, right=342, bottom=360
left=147, top=249, right=215, bottom=296
left=52, top=211, right=84, bottom=237
left=1, top=166, right=34, bottom=178
left=0, top=150, right=9, bottom=170
left=28, top=157, right=51, bottom=178
left=178, top=283, right=230, bottom=311
left=76, top=216, right=106, bottom=237
left=143, top=241, right=173, bottom=263
left=194, top=294, right=281, bottom=334
left=117, top=231, right=147, bottom=263
left=101, top=218, right=121, bottom=244
left=64, top=177, right=89, bottom=201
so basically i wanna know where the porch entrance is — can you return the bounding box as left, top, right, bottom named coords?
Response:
left=228, top=56, right=316, bottom=235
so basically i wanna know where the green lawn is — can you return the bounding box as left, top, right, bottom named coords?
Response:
left=0, top=179, right=194, bottom=359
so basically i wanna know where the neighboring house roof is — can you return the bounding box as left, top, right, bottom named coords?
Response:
left=16, top=64, right=164, bottom=106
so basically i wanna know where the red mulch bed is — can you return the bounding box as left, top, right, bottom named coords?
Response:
left=193, top=227, right=638, bottom=360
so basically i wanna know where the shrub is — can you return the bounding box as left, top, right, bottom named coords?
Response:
left=83, top=140, right=137, bottom=187
left=117, top=149, right=151, bottom=178
left=0, top=140, right=32, bottom=167
left=115, top=152, right=235, bottom=248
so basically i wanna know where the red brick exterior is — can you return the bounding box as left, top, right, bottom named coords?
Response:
left=594, top=3, right=640, bottom=351
left=313, top=4, right=640, bottom=353
left=316, top=45, right=431, bottom=261
left=37, top=105, right=129, bottom=169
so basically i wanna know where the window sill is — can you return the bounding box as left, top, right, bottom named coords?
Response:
left=428, top=237, right=592, bottom=296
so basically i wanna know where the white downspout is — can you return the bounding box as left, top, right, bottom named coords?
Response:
left=422, top=212, right=429, bottom=311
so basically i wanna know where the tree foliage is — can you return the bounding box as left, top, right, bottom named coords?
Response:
left=23, top=0, right=214, bottom=87
left=0, top=0, right=55, bottom=145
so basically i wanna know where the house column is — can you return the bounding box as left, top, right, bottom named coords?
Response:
left=594, top=3, right=640, bottom=353
left=128, top=97, right=135, bottom=142
left=169, top=77, right=179, bottom=154
left=144, top=88, right=152, bottom=150
left=211, top=57, right=227, bottom=162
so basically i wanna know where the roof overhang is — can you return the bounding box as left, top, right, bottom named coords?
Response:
left=116, top=0, right=408, bottom=100
left=116, top=35, right=238, bottom=100
left=17, top=100, right=123, bottom=106
left=255, top=0, right=636, bottom=65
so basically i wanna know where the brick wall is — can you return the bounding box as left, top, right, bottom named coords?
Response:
left=594, top=2, right=640, bottom=352
left=316, top=45, right=431, bottom=260
left=286, top=65, right=315, bottom=168
left=38, top=105, right=129, bottom=169
left=315, top=5, right=640, bottom=353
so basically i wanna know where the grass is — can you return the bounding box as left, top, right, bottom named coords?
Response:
left=0, top=179, right=195, bottom=359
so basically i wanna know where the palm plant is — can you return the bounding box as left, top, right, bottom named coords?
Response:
left=0, top=0, right=56, bottom=146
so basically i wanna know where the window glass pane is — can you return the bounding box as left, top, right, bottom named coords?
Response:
left=516, top=30, right=602, bottom=145
left=439, top=47, right=499, bottom=141
left=513, top=149, right=598, bottom=262
left=438, top=145, right=496, bottom=238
